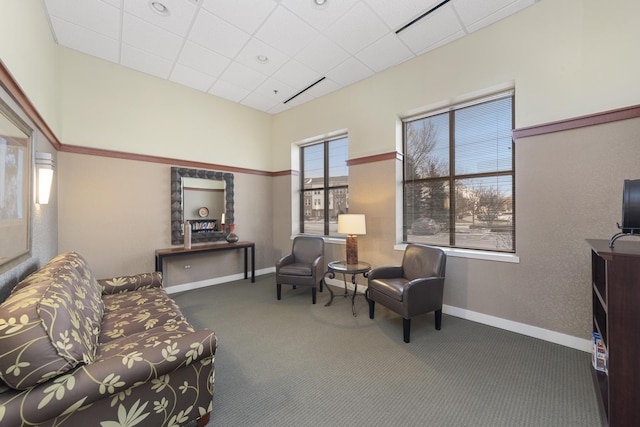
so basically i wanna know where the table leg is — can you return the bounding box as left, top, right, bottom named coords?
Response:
left=243, top=247, right=248, bottom=280
left=351, top=274, right=358, bottom=316
left=251, top=245, right=255, bottom=282
left=323, top=270, right=336, bottom=306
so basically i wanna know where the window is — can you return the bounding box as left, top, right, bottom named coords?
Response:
left=403, top=92, right=514, bottom=252
left=300, top=136, right=348, bottom=236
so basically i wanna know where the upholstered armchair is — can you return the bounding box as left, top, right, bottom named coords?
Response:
left=367, top=244, right=447, bottom=343
left=276, top=236, right=325, bottom=304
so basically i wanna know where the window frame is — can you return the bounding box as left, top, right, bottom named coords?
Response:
left=402, top=91, right=515, bottom=253
left=299, top=135, right=349, bottom=237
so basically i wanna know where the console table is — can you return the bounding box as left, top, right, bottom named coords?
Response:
left=155, top=241, right=255, bottom=282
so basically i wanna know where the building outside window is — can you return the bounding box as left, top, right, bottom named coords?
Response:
left=403, top=91, right=515, bottom=252
left=300, top=136, right=348, bottom=236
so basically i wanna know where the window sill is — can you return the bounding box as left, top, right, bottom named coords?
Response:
left=290, top=235, right=346, bottom=245
left=393, top=244, right=519, bottom=263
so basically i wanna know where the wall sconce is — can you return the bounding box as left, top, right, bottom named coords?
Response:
left=338, top=214, right=367, bottom=265
left=35, top=152, right=54, bottom=204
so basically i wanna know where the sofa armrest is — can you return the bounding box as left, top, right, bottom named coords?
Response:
left=99, top=272, right=163, bottom=295
left=0, top=329, right=217, bottom=426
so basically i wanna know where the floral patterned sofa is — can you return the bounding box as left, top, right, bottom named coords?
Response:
left=0, top=252, right=217, bottom=426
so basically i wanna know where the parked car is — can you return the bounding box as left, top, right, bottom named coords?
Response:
left=411, top=218, right=440, bottom=235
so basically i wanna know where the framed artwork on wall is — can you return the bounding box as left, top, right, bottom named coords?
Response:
left=0, top=101, right=31, bottom=266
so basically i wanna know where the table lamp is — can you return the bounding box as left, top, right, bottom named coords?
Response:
left=338, top=214, right=366, bottom=265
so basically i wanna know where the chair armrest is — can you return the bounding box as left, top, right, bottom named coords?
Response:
left=311, top=255, right=325, bottom=278
left=276, top=254, right=295, bottom=269
left=404, top=276, right=445, bottom=299
left=368, top=266, right=403, bottom=282
left=99, top=272, right=163, bottom=295
left=0, top=329, right=217, bottom=426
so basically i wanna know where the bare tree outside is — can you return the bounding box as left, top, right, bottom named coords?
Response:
left=403, top=93, right=515, bottom=252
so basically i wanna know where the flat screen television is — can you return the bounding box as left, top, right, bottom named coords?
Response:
left=609, top=179, right=640, bottom=247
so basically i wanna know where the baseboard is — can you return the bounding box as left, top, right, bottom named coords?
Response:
left=442, top=304, right=592, bottom=353
left=164, top=267, right=274, bottom=295
left=166, top=272, right=592, bottom=353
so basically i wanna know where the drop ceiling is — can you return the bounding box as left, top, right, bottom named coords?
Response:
left=43, top=0, right=539, bottom=114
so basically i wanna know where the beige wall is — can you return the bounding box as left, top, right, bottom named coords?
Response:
left=57, top=48, right=274, bottom=172
left=0, top=0, right=59, bottom=135
left=57, top=153, right=273, bottom=282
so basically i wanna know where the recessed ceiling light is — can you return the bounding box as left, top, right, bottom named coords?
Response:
left=150, top=1, right=170, bottom=16
left=256, top=55, right=269, bottom=64
left=314, top=0, right=327, bottom=5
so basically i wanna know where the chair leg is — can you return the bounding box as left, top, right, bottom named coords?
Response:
left=403, top=318, right=411, bottom=343
left=435, top=309, right=442, bottom=330
left=368, top=299, right=375, bottom=319
left=312, top=287, right=316, bottom=304
left=277, top=284, right=281, bottom=300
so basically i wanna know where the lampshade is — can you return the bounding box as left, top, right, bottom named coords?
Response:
left=35, top=152, right=54, bottom=205
left=338, top=214, right=366, bottom=235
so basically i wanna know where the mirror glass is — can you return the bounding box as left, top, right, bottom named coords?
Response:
left=171, top=167, right=234, bottom=245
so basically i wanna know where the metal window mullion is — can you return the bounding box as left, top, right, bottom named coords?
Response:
left=300, top=147, right=305, bottom=234
left=324, top=141, right=330, bottom=236
left=511, top=97, right=516, bottom=251
left=449, top=110, right=456, bottom=247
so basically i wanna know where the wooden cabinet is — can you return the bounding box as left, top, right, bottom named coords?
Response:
left=587, top=239, right=640, bottom=426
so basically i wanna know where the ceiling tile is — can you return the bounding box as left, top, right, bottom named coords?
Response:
left=218, top=62, right=268, bottom=92
left=272, top=60, right=322, bottom=92
left=325, top=57, right=374, bottom=87
left=241, top=90, right=281, bottom=112
left=120, top=43, right=173, bottom=79
left=169, top=64, right=216, bottom=92
left=295, top=35, right=350, bottom=75
left=124, top=0, right=197, bottom=37
left=397, top=4, right=464, bottom=55
left=364, top=0, right=440, bottom=31
left=43, top=0, right=540, bottom=113
left=177, top=41, right=230, bottom=78
left=189, top=9, right=252, bottom=59
left=325, top=2, right=389, bottom=55
left=122, top=13, right=183, bottom=60
left=201, top=0, right=278, bottom=34
left=253, top=77, right=296, bottom=104
left=455, top=0, right=537, bottom=33
left=235, top=38, right=290, bottom=76
left=44, top=0, right=120, bottom=39
left=356, top=33, right=414, bottom=73
left=51, top=17, right=119, bottom=62
left=254, top=6, right=319, bottom=57
left=281, top=92, right=314, bottom=110
left=414, top=30, right=465, bottom=57
left=304, top=78, right=342, bottom=99
left=209, top=79, right=252, bottom=103
left=280, top=0, right=359, bottom=32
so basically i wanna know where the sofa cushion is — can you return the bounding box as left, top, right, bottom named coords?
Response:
left=0, top=254, right=104, bottom=390
left=100, top=294, right=186, bottom=344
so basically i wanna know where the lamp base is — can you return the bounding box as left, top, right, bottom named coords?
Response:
left=346, top=235, right=359, bottom=265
